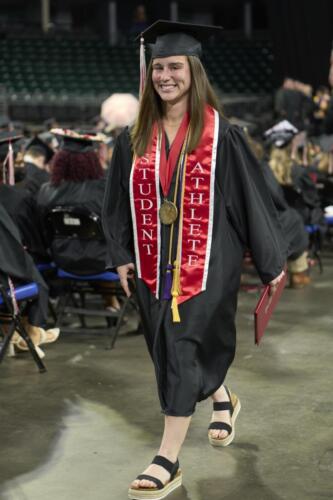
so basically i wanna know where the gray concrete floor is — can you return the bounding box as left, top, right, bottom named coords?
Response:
left=0, top=256, right=332, bottom=500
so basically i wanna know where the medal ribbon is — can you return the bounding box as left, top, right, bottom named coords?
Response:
left=159, top=112, right=190, bottom=197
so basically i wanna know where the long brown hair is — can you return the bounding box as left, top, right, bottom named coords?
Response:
left=131, top=56, right=222, bottom=157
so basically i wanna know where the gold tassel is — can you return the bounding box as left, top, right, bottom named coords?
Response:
left=171, top=260, right=181, bottom=322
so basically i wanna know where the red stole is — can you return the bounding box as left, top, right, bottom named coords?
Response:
left=130, top=105, right=219, bottom=309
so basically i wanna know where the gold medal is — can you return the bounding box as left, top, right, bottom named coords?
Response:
left=159, top=200, right=178, bottom=225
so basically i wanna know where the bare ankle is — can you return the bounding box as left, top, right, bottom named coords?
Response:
left=157, top=449, right=178, bottom=464
left=211, top=385, right=227, bottom=402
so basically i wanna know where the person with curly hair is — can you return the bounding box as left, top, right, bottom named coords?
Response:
left=37, top=130, right=107, bottom=275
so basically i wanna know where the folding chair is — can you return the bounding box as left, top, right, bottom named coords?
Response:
left=0, top=276, right=47, bottom=372
left=45, top=206, right=130, bottom=349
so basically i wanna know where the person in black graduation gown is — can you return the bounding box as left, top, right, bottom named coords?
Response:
left=0, top=204, right=49, bottom=326
left=0, top=183, right=49, bottom=262
left=0, top=203, right=60, bottom=358
left=21, top=136, right=54, bottom=196
left=102, top=21, right=286, bottom=500
left=37, top=130, right=108, bottom=275
left=0, top=132, right=49, bottom=262
left=246, top=131, right=310, bottom=288
left=261, top=164, right=310, bottom=287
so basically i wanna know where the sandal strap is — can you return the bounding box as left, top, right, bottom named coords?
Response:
left=136, top=474, right=163, bottom=490
left=152, top=455, right=178, bottom=477
left=208, top=421, right=232, bottom=434
left=213, top=401, right=232, bottom=412
left=213, top=386, right=234, bottom=415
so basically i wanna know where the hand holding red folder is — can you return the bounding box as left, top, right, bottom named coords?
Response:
left=254, top=268, right=287, bottom=345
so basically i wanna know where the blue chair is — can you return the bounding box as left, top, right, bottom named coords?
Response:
left=0, top=279, right=46, bottom=372
left=55, top=268, right=129, bottom=349
left=45, top=207, right=130, bottom=349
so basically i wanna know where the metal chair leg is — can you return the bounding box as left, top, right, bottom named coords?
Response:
left=15, top=320, right=47, bottom=373
left=107, top=296, right=130, bottom=350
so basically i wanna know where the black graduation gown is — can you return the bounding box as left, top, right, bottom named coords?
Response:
left=37, top=178, right=107, bottom=275
left=0, top=184, right=49, bottom=262
left=0, top=205, right=49, bottom=326
left=290, top=165, right=325, bottom=226
left=21, top=162, right=50, bottom=196
left=102, top=118, right=286, bottom=416
left=261, top=163, right=309, bottom=260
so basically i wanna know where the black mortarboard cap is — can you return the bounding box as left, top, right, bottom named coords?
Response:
left=51, top=129, right=107, bottom=153
left=138, top=20, right=223, bottom=59
left=0, top=130, right=23, bottom=144
left=0, top=130, right=24, bottom=158
left=25, top=135, right=55, bottom=162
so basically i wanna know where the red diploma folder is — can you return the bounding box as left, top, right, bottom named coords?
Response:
left=254, top=271, right=287, bottom=345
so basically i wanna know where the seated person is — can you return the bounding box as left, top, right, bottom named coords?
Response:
left=0, top=132, right=49, bottom=262
left=0, top=204, right=59, bottom=358
left=265, top=122, right=325, bottom=228
left=20, top=136, right=54, bottom=196
left=37, top=129, right=120, bottom=311
left=37, top=129, right=107, bottom=274
left=247, top=130, right=311, bottom=288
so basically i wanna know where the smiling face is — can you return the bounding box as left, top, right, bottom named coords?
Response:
left=152, top=55, right=192, bottom=105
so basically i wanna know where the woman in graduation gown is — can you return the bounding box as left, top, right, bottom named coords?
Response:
left=102, top=20, right=286, bottom=500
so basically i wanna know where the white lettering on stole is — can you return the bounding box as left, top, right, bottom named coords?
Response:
left=189, top=224, right=201, bottom=236
left=142, top=229, right=153, bottom=240
left=139, top=199, right=153, bottom=210
left=139, top=168, right=149, bottom=180
left=143, top=243, right=153, bottom=255
left=188, top=255, right=199, bottom=266
left=186, top=163, right=206, bottom=266
left=189, top=192, right=204, bottom=205
left=138, top=183, right=152, bottom=196
left=190, top=163, right=204, bottom=173
left=142, top=213, right=152, bottom=225
left=189, top=207, right=202, bottom=221
left=188, top=239, right=200, bottom=251
left=192, top=177, right=205, bottom=189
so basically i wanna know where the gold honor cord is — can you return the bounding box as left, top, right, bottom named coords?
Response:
left=167, top=128, right=190, bottom=323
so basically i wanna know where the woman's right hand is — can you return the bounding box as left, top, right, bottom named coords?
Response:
left=116, top=263, right=135, bottom=297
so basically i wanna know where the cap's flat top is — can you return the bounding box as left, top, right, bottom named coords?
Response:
left=51, top=128, right=107, bottom=153
left=137, top=19, right=223, bottom=42
left=50, top=129, right=107, bottom=143
left=0, top=131, right=23, bottom=144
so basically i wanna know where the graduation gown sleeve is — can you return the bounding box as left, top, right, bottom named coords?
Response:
left=218, top=125, right=287, bottom=284
left=102, top=129, right=134, bottom=270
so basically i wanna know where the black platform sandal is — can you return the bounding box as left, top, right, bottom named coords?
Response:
left=128, top=455, right=182, bottom=500
left=208, top=386, right=241, bottom=447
